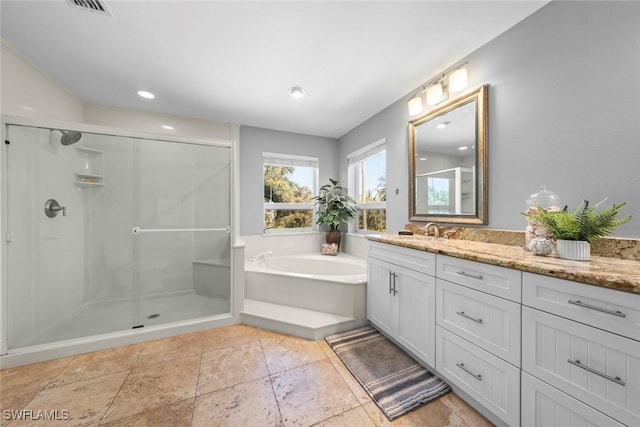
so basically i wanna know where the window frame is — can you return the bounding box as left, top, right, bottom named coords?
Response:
left=347, top=138, right=387, bottom=234
left=262, top=152, right=319, bottom=234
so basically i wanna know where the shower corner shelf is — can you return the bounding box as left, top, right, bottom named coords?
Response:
left=74, top=180, right=104, bottom=188
left=74, top=146, right=105, bottom=188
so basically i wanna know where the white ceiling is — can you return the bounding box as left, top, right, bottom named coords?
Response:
left=1, top=1, right=548, bottom=138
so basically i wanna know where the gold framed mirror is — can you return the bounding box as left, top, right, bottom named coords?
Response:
left=408, top=85, right=488, bottom=224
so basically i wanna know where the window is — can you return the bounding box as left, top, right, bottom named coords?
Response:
left=348, top=139, right=386, bottom=233
left=263, top=152, right=318, bottom=232
left=427, top=175, right=454, bottom=213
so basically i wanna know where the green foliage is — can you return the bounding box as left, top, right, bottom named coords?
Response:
left=264, top=165, right=313, bottom=229
left=264, top=165, right=312, bottom=204
left=526, top=200, right=631, bottom=242
left=359, top=208, right=386, bottom=232
left=359, top=183, right=386, bottom=232
left=265, top=210, right=312, bottom=229
left=313, top=178, right=357, bottom=230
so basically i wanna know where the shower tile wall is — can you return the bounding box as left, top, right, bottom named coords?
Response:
left=85, top=134, right=135, bottom=302
left=6, top=126, right=85, bottom=348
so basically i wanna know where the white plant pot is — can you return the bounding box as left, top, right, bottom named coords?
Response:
left=557, top=240, right=591, bottom=261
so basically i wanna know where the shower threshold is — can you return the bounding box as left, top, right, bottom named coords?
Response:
left=14, top=292, right=230, bottom=349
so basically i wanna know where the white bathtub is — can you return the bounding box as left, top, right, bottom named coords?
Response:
left=244, top=253, right=368, bottom=332
left=247, top=254, right=366, bottom=282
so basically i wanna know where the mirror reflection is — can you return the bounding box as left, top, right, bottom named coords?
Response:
left=409, top=85, right=488, bottom=224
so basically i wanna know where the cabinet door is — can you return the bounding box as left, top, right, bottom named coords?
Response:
left=522, top=307, right=640, bottom=427
left=396, top=268, right=436, bottom=367
left=522, top=372, right=624, bottom=427
left=436, top=326, right=520, bottom=427
left=367, top=257, right=396, bottom=334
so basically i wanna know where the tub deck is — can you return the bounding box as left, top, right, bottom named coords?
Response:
left=242, top=299, right=355, bottom=340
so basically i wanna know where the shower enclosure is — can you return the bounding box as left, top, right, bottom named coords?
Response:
left=1, top=119, right=234, bottom=354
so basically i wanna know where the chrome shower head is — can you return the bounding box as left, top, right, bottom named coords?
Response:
left=60, top=130, right=82, bottom=146
left=51, top=129, right=82, bottom=146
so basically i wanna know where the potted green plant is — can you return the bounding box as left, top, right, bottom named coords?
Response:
left=526, top=200, right=630, bottom=261
left=313, top=178, right=357, bottom=251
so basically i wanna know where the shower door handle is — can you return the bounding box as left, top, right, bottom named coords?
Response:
left=44, top=199, right=66, bottom=217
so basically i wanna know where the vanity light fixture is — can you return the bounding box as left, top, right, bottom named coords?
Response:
left=426, top=81, right=445, bottom=106
left=407, top=62, right=469, bottom=115
left=449, top=66, right=468, bottom=93
left=137, top=90, right=155, bottom=99
left=288, top=86, right=306, bottom=99
left=408, top=92, right=424, bottom=116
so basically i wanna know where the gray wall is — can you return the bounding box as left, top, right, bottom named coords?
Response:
left=239, top=126, right=339, bottom=235
left=339, top=1, right=640, bottom=238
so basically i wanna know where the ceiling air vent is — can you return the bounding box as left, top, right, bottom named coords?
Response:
left=65, top=0, right=113, bottom=18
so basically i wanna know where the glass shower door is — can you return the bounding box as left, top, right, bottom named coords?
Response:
left=5, top=123, right=232, bottom=351
left=132, top=138, right=231, bottom=327
left=4, top=125, right=135, bottom=348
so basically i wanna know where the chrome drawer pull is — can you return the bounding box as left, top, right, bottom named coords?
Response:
left=456, top=271, right=484, bottom=280
left=456, top=362, right=482, bottom=380
left=567, top=300, right=626, bottom=318
left=567, top=359, right=626, bottom=386
left=456, top=311, right=483, bottom=324
left=391, top=272, right=398, bottom=296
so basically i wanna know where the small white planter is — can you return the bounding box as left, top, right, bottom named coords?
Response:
left=557, top=240, right=591, bottom=261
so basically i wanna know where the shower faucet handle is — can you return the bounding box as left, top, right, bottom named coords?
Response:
left=44, top=199, right=66, bottom=218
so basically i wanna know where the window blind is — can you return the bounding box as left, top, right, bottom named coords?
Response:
left=263, top=152, right=319, bottom=168
left=347, top=137, right=386, bottom=165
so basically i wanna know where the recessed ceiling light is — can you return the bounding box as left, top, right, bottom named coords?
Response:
left=437, top=121, right=450, bottom=129
left=458, top=146, right=469, bottom=151
left=162, top=125, right=174, bottom=130
left=419, top=157, right=427, bottom=161
left=137, top=90, right=155, bottom=99
left=288, top=86, right=306, bottom=99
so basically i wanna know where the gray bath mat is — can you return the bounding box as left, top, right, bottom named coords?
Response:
left=325, top=326, right=450, bottom=420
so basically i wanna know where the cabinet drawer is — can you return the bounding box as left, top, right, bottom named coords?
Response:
left=436, top=254, right=522, bottom=302
left=523, top=272, right=640, bottom=341
left=436, top=326, right=520, bottom=427
left=522, top=372, right=624, bottom=427
left=522, top=307, right=640, bottom=427
left=368, top=241, right=436, bottom=276
left=436, top=279, right=521, bottom=366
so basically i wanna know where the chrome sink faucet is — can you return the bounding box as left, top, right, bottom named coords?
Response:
left=424, top=223, right=440, bottom=238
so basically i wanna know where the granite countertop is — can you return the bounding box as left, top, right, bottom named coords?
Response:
left=368, top=234, right=640, bottom=294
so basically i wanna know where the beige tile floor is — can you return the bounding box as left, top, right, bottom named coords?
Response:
left=0, top=325, right=493, bottom=426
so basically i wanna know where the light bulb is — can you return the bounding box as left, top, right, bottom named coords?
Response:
left=449, top=67, right=468, bottom=93
left=288, top=86, right=306, bottom=99
left=137, top=90, right=155, bottom=99
left=408, top=96, right=423, bottom=116
left=426, top=82, right=444, bottom=105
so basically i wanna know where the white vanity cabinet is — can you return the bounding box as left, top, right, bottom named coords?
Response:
left=366, top=240, right=640, bottom=427
left=367, top=242, right=436, bottom=367
left=522, top=272, right=640, bottom=427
